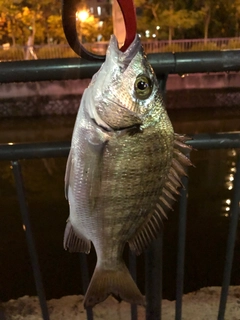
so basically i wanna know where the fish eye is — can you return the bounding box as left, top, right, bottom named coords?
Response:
left=134, top=75, right=153, bottom=100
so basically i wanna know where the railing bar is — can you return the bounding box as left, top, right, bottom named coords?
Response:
left=0, top=141, right=70, bottom=161
left=0, top=50, right=240, bottom=83
left=79, top=253, right=94, bottom=320
left=1, top=133, right=240, bottom=161
left=187, top=133, right=240, bottom=150
left=175, top=175, right=189, bottom=320
left=128, top=250, right=138, bottom=320
left=217, top=154, right=240, bottom=320
left=11, top=160, right=50, bottom=320
left=145, top=234, right=163, bottom=320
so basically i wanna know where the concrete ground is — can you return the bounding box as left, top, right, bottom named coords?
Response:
left=1, top=286, right=240, bottom=320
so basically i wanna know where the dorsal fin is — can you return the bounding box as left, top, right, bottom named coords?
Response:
left=128, top=133, right=192, bottom=255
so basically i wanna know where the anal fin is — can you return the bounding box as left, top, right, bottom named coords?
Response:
left=63, top=220, right=91, bottom=253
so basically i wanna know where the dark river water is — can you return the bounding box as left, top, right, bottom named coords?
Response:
left=0, top=101, right=240, bottom=303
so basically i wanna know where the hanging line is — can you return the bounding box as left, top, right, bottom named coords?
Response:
left=61, top=0, right=137, bottom=60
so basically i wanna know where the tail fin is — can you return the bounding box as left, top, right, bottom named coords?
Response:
left=83, top=262, right=145, bottom=308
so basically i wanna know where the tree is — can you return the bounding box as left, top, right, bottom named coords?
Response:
left=135, top=0, right=200, bottom=41
left=233, top=0, right=240, bottom=36
left=0, top=0, right=65, bottom=45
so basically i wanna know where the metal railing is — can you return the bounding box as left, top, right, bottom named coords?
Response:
left=0, top=52, right=240, bottom=319
left=1, top=50, right=240, bottom=85
left=0, top=134, right=240, bottom=320
left=1, top=37, right=240, bottom=61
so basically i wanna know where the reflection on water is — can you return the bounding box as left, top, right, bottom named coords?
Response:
left=0, top=106, right=240, bottom=302
left=221, top=149, right=238, bottom=218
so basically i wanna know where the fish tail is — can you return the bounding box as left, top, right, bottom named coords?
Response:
left=83, top=262, right=145, bottom=308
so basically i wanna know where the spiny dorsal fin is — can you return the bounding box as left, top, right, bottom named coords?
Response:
left=64, top=220, right=91, bottom=253
left=128, top=133, right=193, bottom=256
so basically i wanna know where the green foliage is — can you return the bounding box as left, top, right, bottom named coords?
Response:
left=136, top=0, right=240, bottom=40
left=0, top=0, right=63, bottom=45
left=47, top=15, right=66, bottom=44
left=99, top=17, right=113, bottom=42
left=0, top=0, right=240, bottom=48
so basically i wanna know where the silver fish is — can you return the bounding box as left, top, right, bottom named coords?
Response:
left=64, top=34, right=191, bottom=308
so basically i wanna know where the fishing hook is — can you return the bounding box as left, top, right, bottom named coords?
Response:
left=61, top=0, right=137, bottom=61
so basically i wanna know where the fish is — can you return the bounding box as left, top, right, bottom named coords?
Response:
left=64, top=34, right=192, bottom=308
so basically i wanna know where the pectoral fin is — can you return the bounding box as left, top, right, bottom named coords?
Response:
left=64, top=220, right=91, bottom=253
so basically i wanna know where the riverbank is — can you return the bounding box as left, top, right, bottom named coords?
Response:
left=0, top=72, right=240, bottom=117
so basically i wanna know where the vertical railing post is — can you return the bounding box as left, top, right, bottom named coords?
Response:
left=175, top=175, right=189, bottom=320
left=79, top=253, right=94, bottom=320
left=145, top=233, right=163, bottom=320
left=218, top=154, right=240, bottom=320
left=11, top=160, right=50, bottom=320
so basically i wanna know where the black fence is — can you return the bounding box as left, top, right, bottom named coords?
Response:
left=0, top=52, right=240, bottom=320
left=1, top=134, right=240, bottom=320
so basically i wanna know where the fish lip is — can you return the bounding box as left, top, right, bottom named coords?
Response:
left=107, top=34, right=142, bottom=69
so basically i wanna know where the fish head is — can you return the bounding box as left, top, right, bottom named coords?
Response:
left=88, top=35, right=172, bottom=132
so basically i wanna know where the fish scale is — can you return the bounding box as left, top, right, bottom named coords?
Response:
left=64, top=34, right=192, bottom=308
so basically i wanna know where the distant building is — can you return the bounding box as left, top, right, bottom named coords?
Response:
left=86, top=0, right=112, bottom=18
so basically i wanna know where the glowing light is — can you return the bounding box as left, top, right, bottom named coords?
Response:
left=226, top=207, right=230, bottom=211
left=76, top=10, right=89, bottom=22
left=23, top=224, right=26, bottom=231
left=8, top=142, right=13, bottom=145
left=226, top=199, right=231, bottom=205
left=156, top=26, right=160, bottom=30
left=152, top=34, right=156, bottom=38
left=228, top=185, right=233, bottom=190
left=145, top=30, right=150, bottom=37
left=97, top=6, right=101, bottom=16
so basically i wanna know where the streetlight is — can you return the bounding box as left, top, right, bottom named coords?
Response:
left=76, top=10, right=89, bottom=22
left=76, top=10, right=89, bottom=43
